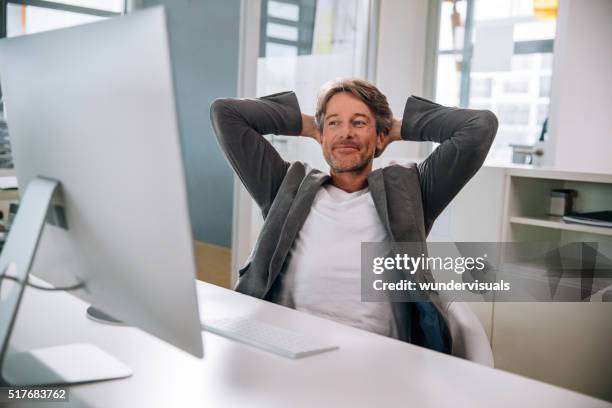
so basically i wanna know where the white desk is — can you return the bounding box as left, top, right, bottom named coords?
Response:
left=6, top=281, right=611, bottom=408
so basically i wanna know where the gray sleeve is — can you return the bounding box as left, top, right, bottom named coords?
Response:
left=401, top=96, right=499, bottom=234
left=209, top=91, right=303, bottom=218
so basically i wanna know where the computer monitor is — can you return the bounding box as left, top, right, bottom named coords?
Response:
left=0, top=6, right=203, bottom=385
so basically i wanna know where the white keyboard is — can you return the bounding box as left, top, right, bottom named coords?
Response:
left=202, top=317, right=339, bottom=359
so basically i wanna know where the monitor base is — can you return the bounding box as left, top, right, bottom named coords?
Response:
left=2, top=343, right=132, bottom=386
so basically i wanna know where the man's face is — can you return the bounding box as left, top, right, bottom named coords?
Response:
left=321, top=92, right=384, bottom=174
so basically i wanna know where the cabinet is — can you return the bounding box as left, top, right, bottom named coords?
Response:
left=427, top=164, right=612, bottom=401
left=495, top=167, right=612, bottom=402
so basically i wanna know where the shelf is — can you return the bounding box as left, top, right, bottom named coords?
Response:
left=506, top=167, right=612, bottom=184
left=500, top=261, right=612, bottom=295
left=510, top=215, right=612, bottom=236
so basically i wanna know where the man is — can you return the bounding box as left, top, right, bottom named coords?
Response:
left=210, top=79, right=498, bottom=353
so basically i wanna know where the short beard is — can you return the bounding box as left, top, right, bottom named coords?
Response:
left=326, top=155, right=372, bottom=174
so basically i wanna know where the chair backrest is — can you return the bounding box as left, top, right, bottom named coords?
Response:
left=446, top=301, right=494, bottom=367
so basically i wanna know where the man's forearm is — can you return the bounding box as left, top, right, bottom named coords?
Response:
left=402, top=95, right=498, bottom=233
left=210, top=91, right=300, bottom=216
left=400, top=96, right=497, bottom=145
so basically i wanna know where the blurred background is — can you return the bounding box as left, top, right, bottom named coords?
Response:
left=0, top=0, right=610, bottom=402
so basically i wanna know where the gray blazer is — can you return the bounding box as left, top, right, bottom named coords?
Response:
left=210, top=91, right=498, bottom=353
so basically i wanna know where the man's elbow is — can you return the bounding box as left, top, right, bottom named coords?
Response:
left=477, top=110, right=499, bottom=145
left=463, top=110, right=498, bottom=162
left=209, top=98, right=232, bottom=124
left=209, top=98, right=242, bottom=141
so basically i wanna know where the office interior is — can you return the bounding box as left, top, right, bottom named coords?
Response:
left=0, top=0, right=610, bottom=405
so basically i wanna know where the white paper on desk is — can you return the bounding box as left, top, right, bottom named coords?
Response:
left=0, top=176, right=18, bottom=189
left=472, top=21, right=514, bottom=72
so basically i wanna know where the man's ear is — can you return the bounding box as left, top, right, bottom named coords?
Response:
left=374, top=132, right=386, bottom=157
left=375, top=132, right=386, bottom=149
left=317, top=128, right=324, bottom=145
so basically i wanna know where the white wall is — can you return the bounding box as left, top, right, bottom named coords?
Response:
left=545, top=0, right=612, bottom=174
left=375, top=0, right=431, bottom=158
left=232, top=0, right=262, bottom=280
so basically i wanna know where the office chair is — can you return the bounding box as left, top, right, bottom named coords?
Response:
left=446, top=301, right=494, bottom=367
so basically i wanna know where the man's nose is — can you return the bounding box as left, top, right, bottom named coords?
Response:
left=337, top=123, right=356, bottom=139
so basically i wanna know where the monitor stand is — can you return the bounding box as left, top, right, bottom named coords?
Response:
left=86, top=306, right=127, bottom=326
left=0, top=177, right=132, bottom=386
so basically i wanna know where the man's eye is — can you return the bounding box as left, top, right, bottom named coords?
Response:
left=328, top=120, right=338, bottom=126
left=353, top=120, right=366, bottom=127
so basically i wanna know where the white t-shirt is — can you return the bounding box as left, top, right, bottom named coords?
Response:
left=278, top=184, right=398, bottom=338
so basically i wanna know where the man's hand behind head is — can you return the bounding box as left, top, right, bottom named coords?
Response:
left=375, top=118, right=402, bottom=157
left=300, top=113, right=322, bottom=144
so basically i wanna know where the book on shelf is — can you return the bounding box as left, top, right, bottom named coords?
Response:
left=563, top=211, right=612, bottom=228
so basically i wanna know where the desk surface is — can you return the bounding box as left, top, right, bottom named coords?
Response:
left=7, top=281, right=611, bottom=408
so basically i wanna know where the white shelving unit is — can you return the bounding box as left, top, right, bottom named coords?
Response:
left=495, top=166, right=612, bottom=402
left=429, top=163, right=612, bottom=401
left=0, top=169, right=18, bottom=220
left=502, top=167, right=612, bottom=241
left=509, top=215, right=612, bottom=236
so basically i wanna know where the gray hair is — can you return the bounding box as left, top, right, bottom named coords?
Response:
left=314, top=78, right=393, bottom=135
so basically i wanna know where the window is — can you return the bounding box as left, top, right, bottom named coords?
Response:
left=0, top=0, right=123, bottom=168
left=257, top=0, right=373, bottom=130
left=434, top=0, right=556, bottom=163
left=260, top=0, right=316, bottom=57
left=257, top=0, right=373, bottom=163
left=251, top=0, right=374, bottom=246
left=3, top=0, right=122, bottom=37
